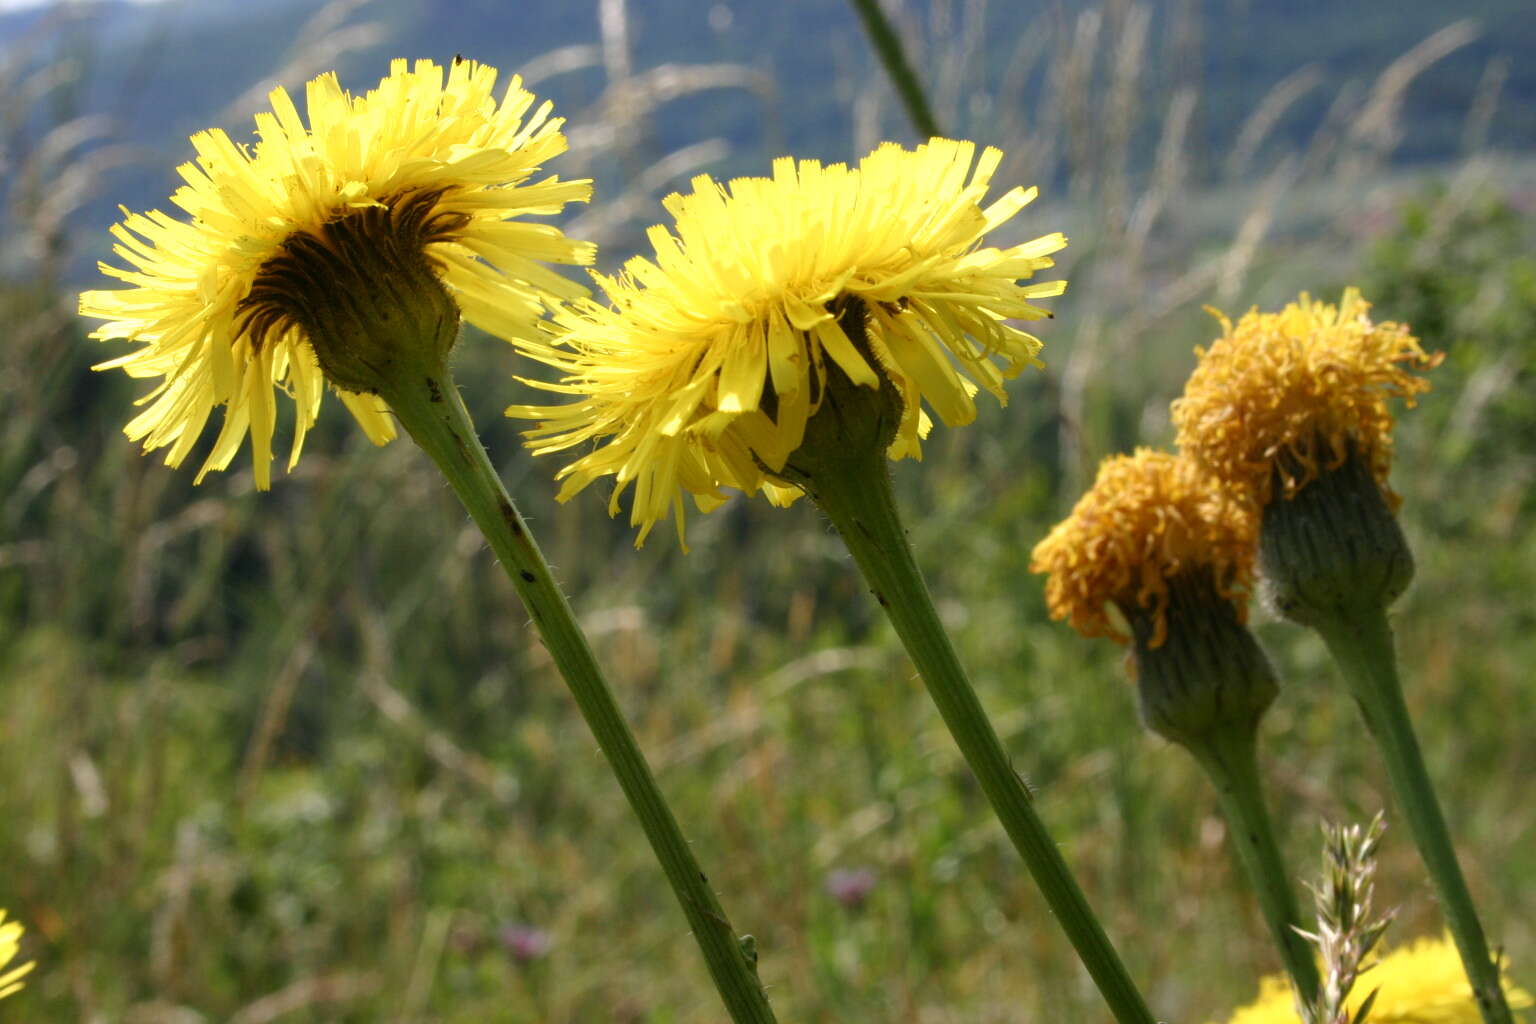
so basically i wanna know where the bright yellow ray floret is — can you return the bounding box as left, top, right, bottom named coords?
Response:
left=1171, top=288, right=1440, bottom=509
left=1217, top=934, right=1532, bottom=1024
left=80, top=57, right=593, bottom=488
left=509, top=138, right=1066, bottom=545
left=1029, top=449, right=1256, bottom=648
left=0, top=908, right=35, bottom=1000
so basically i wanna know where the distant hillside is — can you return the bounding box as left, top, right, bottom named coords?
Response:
left=3, top=0, right=1534, bottom=280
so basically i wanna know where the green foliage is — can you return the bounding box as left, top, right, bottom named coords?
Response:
left=4, top=188, right=1533, bottom=1018
left=1363, top=184, right=1536, bottom=515
left=2, top=4, right=1535, bottom=1022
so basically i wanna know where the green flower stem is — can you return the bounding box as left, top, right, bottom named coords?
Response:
left=806, top=450, right=1156, bottom=1024
left=1185, top=728, right=1321, bottom=1007
left=846, top=0, right=942, bottom=139
left=379, top=369, right=777, bottom=1024
left=1314, top=606, right=1513, bottom=1024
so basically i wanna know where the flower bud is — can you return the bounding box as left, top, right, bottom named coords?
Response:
left=1258, top=443, right=1414, bottom=627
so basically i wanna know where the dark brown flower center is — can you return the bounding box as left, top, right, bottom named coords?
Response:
left=236, top=189, right=469, bottom=393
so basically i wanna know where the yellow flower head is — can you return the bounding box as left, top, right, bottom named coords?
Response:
left=1171, top=288, right=1441, bottom=508
left=1218, top=934, right=1533, bottom=1024
left=509, top=139, right=1066, bottom=545
left=80, top=57, right=593, bottom=488
left=0, top=908, right=35, bottom=1000
left=1029, top=450, right=1256, bottom=648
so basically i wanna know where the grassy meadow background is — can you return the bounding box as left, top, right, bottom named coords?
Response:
left=2, top=0, right=1535, bottom=1019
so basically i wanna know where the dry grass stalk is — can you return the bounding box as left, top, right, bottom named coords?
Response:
left=1217, top=155, right=1298, bottom=302
left=356, top=608, right=521, bottom=803
left=565, top=139, right=730, bottom=244
left=1101, top=3, right=1150, bottom=231
left=1461, top=56, right=1509, bottom=155
left=226, top=972, right=383, bottom=1024
left=933, top=0, right=987, bottom=134
left=1296, top=814, right=1396, bottom=1024
left=1228, top=64, right=1324, bottom=179
left=218, top=0, right=387, bottom=124
left=1060, top=8, right=1102, bottom=198
left=1298, top=79, right=1365, bottom=180
left=1339, top=19, right=1480, bottom=179
left=520, top=44, right=604, bottom=87
left=1124, top=87, right=1196, bottom=276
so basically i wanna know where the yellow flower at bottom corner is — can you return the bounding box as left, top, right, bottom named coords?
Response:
left=79, top=57, right=594, bottom=490
left=508, top=138, right=1067, bottom=546
left=0, top=908, right=36, bottom=1000
left=1217, top=934, right=1533, bottom=1024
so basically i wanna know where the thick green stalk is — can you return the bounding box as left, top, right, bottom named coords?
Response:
left=380, top=369, right=776, bottom=1024
left=807, top=450, right=1156, bottom=1024
left=846, top=0, right=943, bottom=138
left=1186, top=728, right=1320, bottom=1007
left=1314, top=606, right=1512, bottom=1024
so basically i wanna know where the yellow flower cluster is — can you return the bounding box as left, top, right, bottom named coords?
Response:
left=0, top=908, right=34, bottom=1000
left=1219, top=934, right=1532, bottom=1024
left=510, top=139, right=1066, bottom=544
left=1030, top=449, right=1256, bottom=648
left=80, top=58, right=592, bottom=488
left=1172, top=288, right=1440, bottom=508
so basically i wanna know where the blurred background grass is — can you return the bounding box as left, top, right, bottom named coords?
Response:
left=1, top=0, right=1534, bottom=1020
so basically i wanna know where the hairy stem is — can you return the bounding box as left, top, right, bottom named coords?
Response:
left=1315, top=606, right=1511, bottom=1024
left=381, top=369, right=777, bottom=1024
left=1187, top=728, right=1321, bottom=1007
left=806, top=450, right=1156, bottom=1024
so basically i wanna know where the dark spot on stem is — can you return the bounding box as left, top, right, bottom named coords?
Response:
left=874, top=591, right=889, bottom=608
left=519, top=570, right=535, bottom=583
left=499, top=499, right=523, bottom=536
left=426, top=377, right=443, bottom=403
